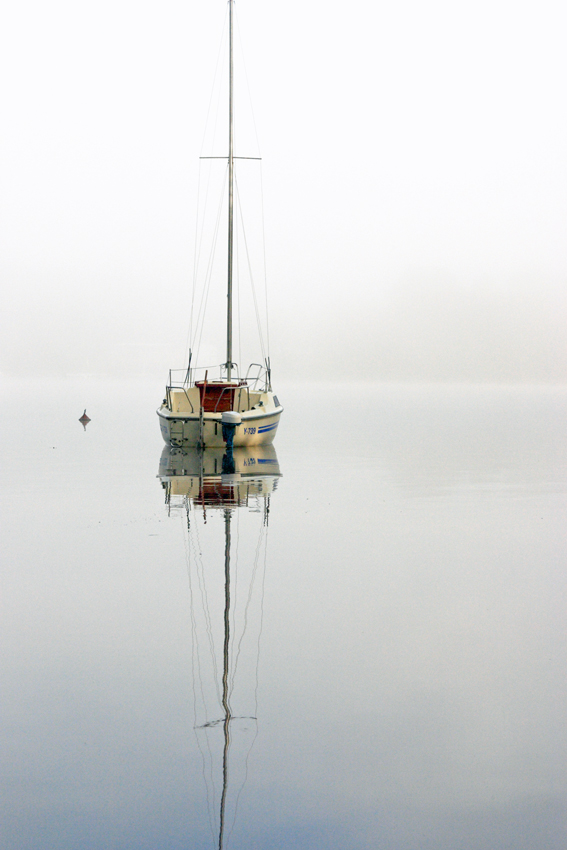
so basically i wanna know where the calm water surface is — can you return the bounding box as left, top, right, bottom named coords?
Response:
left=1, top=379, right=566, bottom=849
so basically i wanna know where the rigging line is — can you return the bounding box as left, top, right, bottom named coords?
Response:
left=235, top=195, right=242, bottom=384
left=226, top=499, right=271, bottom=844
left=227, top=505, right=270, bottom=846
left=192, top=514, right=222, bottom=706
left=234, top=10, right=271, bottom=362
left=259, top=164, right=271, bottom=359
left=198, top=7, right=229, bottom=157
left=182, top=503, right=210, bottom=724
left=191, top=514, right=229, bottom=833
left=231, top=513, right=266, bottom=692
left=228, top=506, right=241, bottom=691
left=254, top=496, right=270, bottom=719
left=222, top=510, right=233, bottom=720
left=189, top=519, right=221, bottom=714
left=193, top=167, right=229, bottom=370
left=235, top=173, right=266, bottom=362
left=234, top=173, right=267, bottom=363
left=230, top=495, right=260, bottom=692
left=235, top=11, right=263, bottom=158
left=182, top=505, right=217, bottom=844
left=197, top=727, right=220, bottom=844
left=185, top=506, right=220, bottom=725
left=188, top=167, right=200, bottom=359
left=194, top=27, right=228, bottom=259
left=191, top=157, right=219, bottom=354
left=182, top=504, right=203, bottom=723
left=189, top=166, right=210, bottom=365
left=189, top=9, right=228, bottom=366
left=193, top=167, right=226, bottom=360
left=226, top=719, right=260, bottom=848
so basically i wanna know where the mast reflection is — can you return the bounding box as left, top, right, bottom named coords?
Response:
left=158, top=444, right=281, bottom=848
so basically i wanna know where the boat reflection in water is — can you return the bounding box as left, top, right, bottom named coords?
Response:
left=158, top=444, right=281, bottom=848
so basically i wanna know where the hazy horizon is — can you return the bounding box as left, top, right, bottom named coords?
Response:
left=1, top=0, right=565, bottom=384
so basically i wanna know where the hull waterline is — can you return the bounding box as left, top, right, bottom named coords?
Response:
left=157, top=406, right=282, bottom=448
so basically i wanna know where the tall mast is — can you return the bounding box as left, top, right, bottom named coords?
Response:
left=226, top=0, right=234, bottom=382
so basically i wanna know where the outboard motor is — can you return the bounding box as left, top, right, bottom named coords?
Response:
left=221, top=410, right=241, bottom=474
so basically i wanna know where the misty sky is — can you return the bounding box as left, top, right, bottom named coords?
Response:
left=1, top=0, right=565, bottom=382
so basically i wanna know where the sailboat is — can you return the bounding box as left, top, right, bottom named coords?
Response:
left=157, top=0, right=283, bottom=448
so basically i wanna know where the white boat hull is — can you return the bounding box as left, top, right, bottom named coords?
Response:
left=157, top=406, right=282, bottom=448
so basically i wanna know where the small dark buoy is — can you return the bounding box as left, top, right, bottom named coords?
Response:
left=79, top=409, right=91, bottom=423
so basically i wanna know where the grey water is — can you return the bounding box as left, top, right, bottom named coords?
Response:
left=1, top=378, right=566, bottom=850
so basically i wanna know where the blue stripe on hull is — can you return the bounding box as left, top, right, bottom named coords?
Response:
left=257, top=423, right=278, bottom=433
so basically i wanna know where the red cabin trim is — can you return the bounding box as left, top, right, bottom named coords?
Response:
left=195, top=381, right=240, bottom=412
